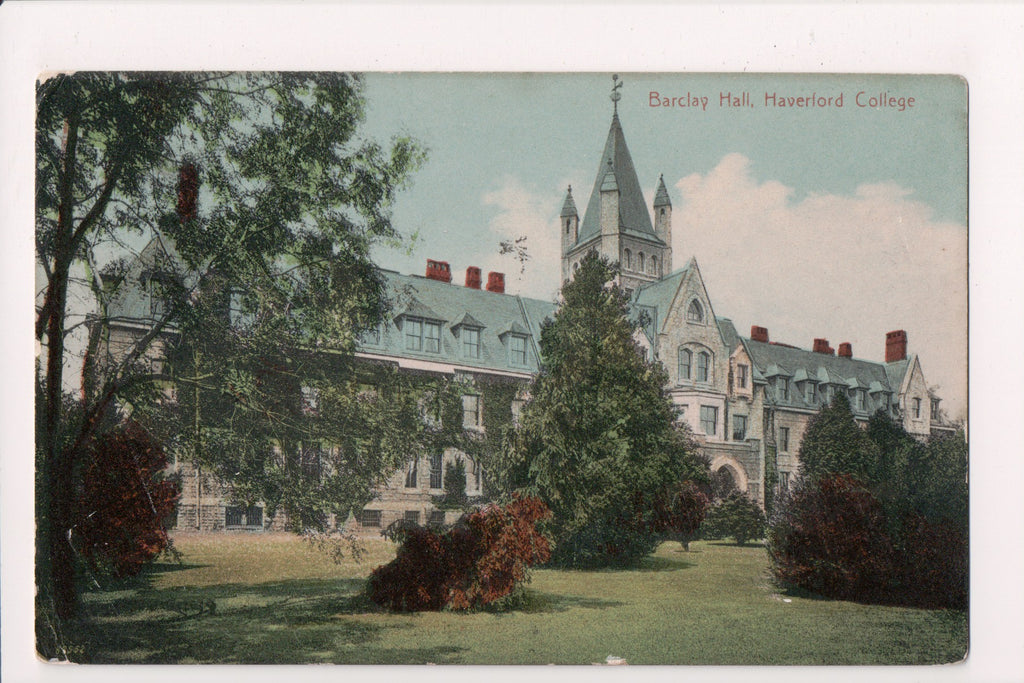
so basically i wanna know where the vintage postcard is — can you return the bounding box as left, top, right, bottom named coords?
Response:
left=30, top=71, right=968, bottom=668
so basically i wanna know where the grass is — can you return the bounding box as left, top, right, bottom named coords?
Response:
left=62, top=532, right=967, bottom=665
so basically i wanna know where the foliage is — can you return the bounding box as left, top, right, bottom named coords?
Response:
left=648, top=480, right=710, bottom=551
left=367, top=495, right=551, bottom=612
left=35, top=72, right=424, bottom=619
left=702, top=492, right=766, bottom=546
left=797, top=392, right=880, bottom=481
left=498, top=252, right=709, bottom=567
left=439, top=457, right=468, bottom=510
left=74, top=421, right=180, bottom=578
left=770, top=404, right=967, bottom=608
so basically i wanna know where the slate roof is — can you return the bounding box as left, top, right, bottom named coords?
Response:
left=742, top=337, right=906, bottom=415
left=633, top=267, right=688, bottom=333
left=360, top=270, right=557, bottom=376
left=576, top=114, right=664, bottom=246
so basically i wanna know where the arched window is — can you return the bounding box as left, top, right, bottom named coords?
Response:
left=638, top=252, right=645, bottom=273
left=686, top=299, right=704, bottom=323
left=697, top=351, right=710, bottom=382
left=678, top=347, right=692, bottom=380
left=650, top=255, right=658, bottom=275
left=624, top=248, right=632, bottom=270
left=573, top=261, right=580, bottom=272
left=565, top=219, right=571, bottom=234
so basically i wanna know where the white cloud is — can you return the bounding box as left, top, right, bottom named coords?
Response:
left=673, top=153, right=968, bottom=420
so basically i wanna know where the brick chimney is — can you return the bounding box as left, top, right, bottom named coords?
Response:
left=838, top=342, right=853, bottom=358
left=425, top=259, right=452, bottom=283
left=486, top=272, right=505, bottom=294
left=885, top=330, right=907, bottom=362
left=465, top=266, right=482, bottom=289
left=750, top=325, right=769, bottom=343
left=812, top=338, right=835, bottom=355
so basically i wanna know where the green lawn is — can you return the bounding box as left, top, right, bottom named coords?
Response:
left=64, top=532, right=967, bottom=665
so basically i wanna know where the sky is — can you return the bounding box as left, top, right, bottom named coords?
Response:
left=360, top=73, right=968, bottom=420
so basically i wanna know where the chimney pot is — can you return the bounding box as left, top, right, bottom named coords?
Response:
left=486, top=272, right=505, bottom=294
left=838, top=342, right=853, bottom=358
left=812, top=338, right=834, bottom=355
left=426, top=259, right=452, bottom=283
left=885, top=329, right=908, bottom=362
left=750, top=326, right=769, bottom=343
left=465, top=266, right=482, bottom=289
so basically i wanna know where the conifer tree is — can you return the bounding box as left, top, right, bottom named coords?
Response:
left=797, top=392, right=880, bottom=481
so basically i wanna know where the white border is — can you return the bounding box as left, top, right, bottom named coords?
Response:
left=3, top=3, right=1022, bottom=683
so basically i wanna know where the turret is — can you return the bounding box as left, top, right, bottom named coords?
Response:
left=599, top=157, right=620, bottom=264
left=653, top=174, right=672, bottom=275
left=560, top=185, right=579, bottom=282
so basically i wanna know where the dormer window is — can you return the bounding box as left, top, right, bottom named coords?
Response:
left=854, top=389, right=865, bottom=411
left=509, top=334, right=527, bottom=366
left=404, top=317, right=441, bottom=353
left=462, top=327, right=481, bottom=359
left=737, top=364, right=748, bottom=389
left=930, top=398, right=940, bottom=421
left=778, top=377, right=790, bottom=401
left=686, top=299, right=704, bottom=323
left=804, top=382, right=815, bottom=403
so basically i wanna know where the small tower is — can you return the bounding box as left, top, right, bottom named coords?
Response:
left=653, top=174, right=673, bottom=275
left=560, top=185, right=579, bottom=282
left=599, top=157, right=620, bottom=265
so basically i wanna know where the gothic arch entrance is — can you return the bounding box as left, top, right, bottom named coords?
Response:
left=709, top=455, right=749, bottom=498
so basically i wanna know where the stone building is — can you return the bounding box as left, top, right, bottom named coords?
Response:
left=100, top=94, right=953, bottom=531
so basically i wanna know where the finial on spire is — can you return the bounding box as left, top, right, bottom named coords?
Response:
left=610, top=74, right=623, bottom=114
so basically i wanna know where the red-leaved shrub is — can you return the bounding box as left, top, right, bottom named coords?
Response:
left=648, top=481, right=709, bottom=551
left=368, top=495, right=551, bottom=611
left=75, top=422, right=180, bottom=578
left=768, top=474, right=895, bottom=602
left=893, top=514, right=968, bottom=609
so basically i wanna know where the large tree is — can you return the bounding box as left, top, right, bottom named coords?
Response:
left=498, top=252, right=708, bottom=567
left=35, top=72, right=424, bottom=621
left=796, top=392, right=880, bottom=481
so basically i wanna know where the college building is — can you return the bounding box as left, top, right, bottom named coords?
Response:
left=103, top=99, right=954, bottom=532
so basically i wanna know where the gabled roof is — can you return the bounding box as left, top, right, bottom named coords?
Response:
left=576, top=113, right=662, bottom=246
left=634, top=266, right=689, bottom=333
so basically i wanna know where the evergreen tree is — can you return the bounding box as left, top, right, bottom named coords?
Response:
left=503, top=252, right=708, bottom=567
left=797, top=392, right=880, bottom=481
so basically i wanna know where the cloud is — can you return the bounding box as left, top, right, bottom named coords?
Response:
left=673, top=153, right=967, bottom=419
left=477, top=175, right=564, bottom=302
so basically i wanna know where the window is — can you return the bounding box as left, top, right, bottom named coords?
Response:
left=700, top=405, right=718, bottom=437
left=225, top=505, right=263, bottom=528
left=358, top=509, right=382, bottom=528
left=805, top=383, right=815, bottom=403
left=779, top=426, right=790, bottom=452
left=876, top=393, right=887, bottom=410
left=697, top=351, right=710, bottom=382
left=931, top=399, right=940, bottom=420
left=678, top=348, right=692, bottom=380
left=686, top=299, right=704, bottom=323
left=429, top=453, right=443, bottom=489
left=404, top=510, right=420, bottom=526
left=509, top=334, right=527, bottom=366
left=148, top=277, right=167, bottom=318
left=779, top=471, right=790, bottom=493
left=913, top=397, right=922, bottom=419
left=301, top=385, right=319, bottom=415
left=823, top=385, right=834, bottom=404
left=624, top=249, right=632, bottom=270
left=778, top=377, right=790, bottom=401
left=462, top=327, right=481, bottom=359
left=737, top=364, right=748, bottom=389
left=650, top=255, right=658, bottom=276
left=565, top=219, right=571, bottom=234
left=404, top=318, right=441, bottom=353
left=854, top=390, right=864, bottom=411
left=300, top=444, right=323, bottom=480
left=404, top=459, right=418, bottom=488
left=360, top=323, right=382, bottom=345
left=428, top=510, right=446, bottom=527
left=732, top=414, right=747, bottom=441
left=511, top=398, right=526, bottom=425
left=462, top=394, right=482, bottom=429
left=639, top=252, right=646, bottom=272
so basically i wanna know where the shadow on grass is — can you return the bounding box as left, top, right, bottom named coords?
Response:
left=513, top=590, right=626, bottom=614
left=71, top=574, right=471, bottom=664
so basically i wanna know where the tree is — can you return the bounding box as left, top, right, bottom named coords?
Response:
left=439, top=457, right=469, bottom=510
left=35, top=72, right=424, bottom=621
left=650, top=480, right=709, bottom=551
left=702, top=492, right=766, bottom=546
left=797, top=393, right=880, bottom=481
left=500, top=252, right=708, bottom=567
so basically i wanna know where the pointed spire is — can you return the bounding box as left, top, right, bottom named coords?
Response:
left=653, top=173, right=672, bottom=207
left=560, top=184, right=578, bottom=217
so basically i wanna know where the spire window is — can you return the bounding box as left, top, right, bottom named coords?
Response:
left=638, top=252, right=645, bottom=273
left=624, top=249, right=632, bottom=270
left=650, top=255, right=658, bottom=276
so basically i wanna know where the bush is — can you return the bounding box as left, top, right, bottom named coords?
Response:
left=74, top=422, right=180, bottom=578
left=702, top=492, right=765, bottom=546
left=768, top=474, right=894, bottom=602
left=368, top=495, right=550, bottom=611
